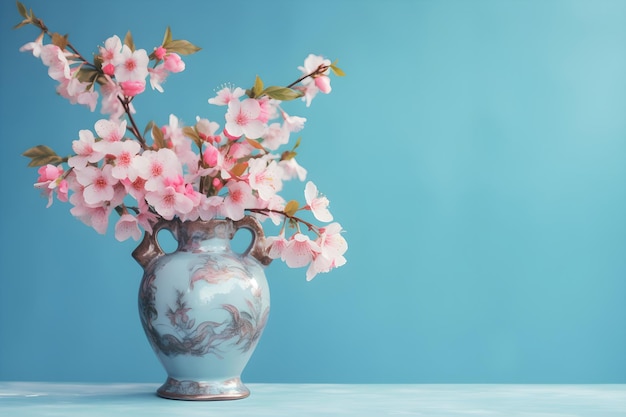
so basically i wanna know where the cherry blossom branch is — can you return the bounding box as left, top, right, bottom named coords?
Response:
left=286, top=64, right=330, bottom=89
left=118, top=97, right=149, bottom=149
left=246, top=208, right=320, bottom=235
left=26, top=15, right=97, bottom=69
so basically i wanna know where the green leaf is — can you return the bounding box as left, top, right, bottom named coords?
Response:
left=292, top=136, right=302, bottom=151
left=280, top=150, right=297, bottom=161
left=163, top=39, right=201, bottom=55
left=16, top=1, right=28, bottom=18
left=230, top=162, right=248, bottom=177
left=75, top=67, right=99, bottom=84
left=93, top=54, right=103, bottom=69
left=284, top=200, right=300, bottom=217
left=330, top=60, right=346, bottom=76
left=13, top=19, right=30, bottom=29
left=162, top=26, right=172, bottom=46
left=124, top=30, right=135, bottom=52
left=183, top=126, right=203, bottom=148
left=330, top=65, right=345, bottom=77
left=261, top=86, right=303, bottom=101
left=251, top=75, right=264, bottom=98
left=151, top=124, right=166, bottom=149
left=23, top=145, right=63, bottom=167
left=144, top=121, right=156, bottom=136
left=246, top=138, right=266, bottom=151
left=51, top=32, right=68, bottom=50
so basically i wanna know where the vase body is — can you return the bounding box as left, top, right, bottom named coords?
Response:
left=132, top=216, right=272, bottom=400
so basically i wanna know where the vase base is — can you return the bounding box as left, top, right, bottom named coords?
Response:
left=156, top=376, right=250, bottom=401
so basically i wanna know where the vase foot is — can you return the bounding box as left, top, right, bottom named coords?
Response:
left=156, top=376, right=250, bottom=401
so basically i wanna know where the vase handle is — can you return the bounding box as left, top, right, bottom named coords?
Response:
left=234, top=216, right=273, bottom=266
left=132, top=218, right=180, bottom=270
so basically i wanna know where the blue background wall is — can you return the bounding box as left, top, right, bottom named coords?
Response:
left=0, top=0, right=624, bottom=383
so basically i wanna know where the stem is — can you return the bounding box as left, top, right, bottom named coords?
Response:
left=286, top=64, right=329, bottom=89
left=33, top=18, right=96, bottom=69
left=118, top=96, right=149, bottom=149
left=246, top=208, right=320, bottom=235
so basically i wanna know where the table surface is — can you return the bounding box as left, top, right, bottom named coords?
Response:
left=0, top=382, right=625, bottom=417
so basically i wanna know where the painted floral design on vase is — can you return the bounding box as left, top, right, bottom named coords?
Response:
left=132, top=215, right=272, bottom=400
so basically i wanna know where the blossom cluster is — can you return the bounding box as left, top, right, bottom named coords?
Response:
left=16, top=2, right=347, bottom=280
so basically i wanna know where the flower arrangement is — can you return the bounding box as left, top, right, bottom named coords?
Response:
left=15, top=2, right=347, bottom=281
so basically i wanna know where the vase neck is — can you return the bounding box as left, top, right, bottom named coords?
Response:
left=177, top=219, right=236, bottom=252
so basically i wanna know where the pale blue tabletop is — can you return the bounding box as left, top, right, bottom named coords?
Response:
left=0, top=382, right=625, bottom=416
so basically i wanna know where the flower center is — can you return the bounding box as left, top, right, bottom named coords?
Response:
left=125, top=59, right=136, bottom=72
left=236, top=112, right=249, bottom=126
left=151, top=163, right=163, bottom=177
left=94, top=176, right=107, bottom=189
left=118, top=152, right=131, bottom=166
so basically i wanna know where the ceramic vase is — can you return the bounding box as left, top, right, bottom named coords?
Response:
left=132, top=216, right=272, bottom=400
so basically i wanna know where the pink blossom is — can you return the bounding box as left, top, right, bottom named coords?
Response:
left=115, top=46, right=149, bottom=82
left=100, top=78, right=130, bottom=118
left=114, top=213, right=142, bottom=241
left=102, top=63, right=115, bottom=76
left=257, top=96, right=278, bottom=123
left=34, top=164, right=66, bottom=208
left=314, top=75, right=332, bottom=94
left=177, top=184, right=204, bottom=222
left=58, top=179, right=69, bottom=200
left=94, top=118, right=127, bottom=142
left=254, top=193, right=286, bottom=226
left=305, top=254, right=332, bottom=281
left=68, top=129, right=105, bottom=169
left=195, top=117, right=220, bottom=142
left=120, top=80, right=146, bottom=96
left=136, top=199, right=158, bottom=234
left=154, top=46, right=167, bottom=60
left=36, top=164, right=63, bottom=183
left=208, top=85, right=245, bottom=106
left=262, top=123, right=290, bottom=151
left=225, top=98, right=265, bottom=139
left=266, top=231, right=288, bottom=259
left=69, top=192, right=112, bottom=234
left=306, top=251, right=347, bottom=281
left=248, top=158, right=283, bottom=201
left=298, top=83, right=320, bottom=108
left=57, top=75, right=99, bottom=111
left=228, top=141, right=254, bottom=160
left=39, top=44, right=70, bottom=81
left=104, top=140, right=142, bottom=180
left=163, top=114, right=198, bottom=168
left=279, top=157, right=307, bottom=181
left=202, top=143, right=222, bottom=167
left=164, top=53, right=185, bottom=73
left=317, top=222, right=348, bottom=261
left=135, top=148, right=182, bottom=192
left=305, top=223, right=347, bottom=280
left=282, top=233, right=321, bottom=268
left=145, top=183, right=195, bottom=220
left=198, top=195, right=224, bottom=221
left=222, top=181, right=256, bottom=221
left=74, top=164, right=118, bottom=205
left=304, top=181, right=333, bottom=222
left=99, top=35, right=123, bottom=66
left=281, top=110, right=307, bottom=132
left=19, top=35, right=43, bottom=57
left=121, top=176, right=147, bottom=201
left=298, top=54, right=332, bottom=107
left=148, top=63, right=168, bottom=92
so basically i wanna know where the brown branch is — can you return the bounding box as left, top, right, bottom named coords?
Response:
left=118, top=96, right=149, bottom=149
left=286, top=64, right=330, bottom=89
left=246, top=208, right=320, bottom=235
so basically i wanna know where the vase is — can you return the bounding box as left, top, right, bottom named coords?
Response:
left=132, top=216, right=272, bottom=400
